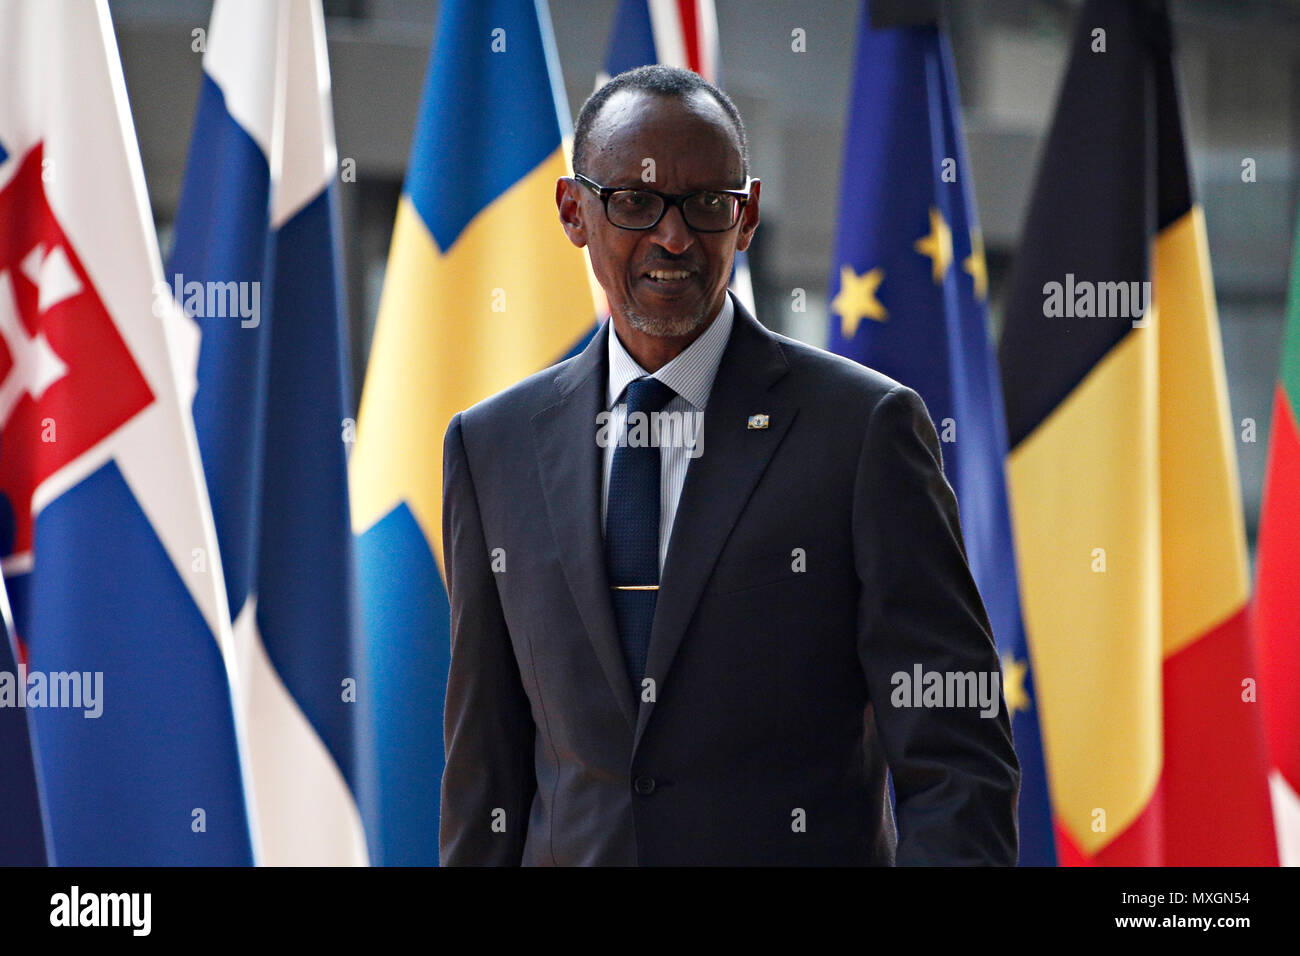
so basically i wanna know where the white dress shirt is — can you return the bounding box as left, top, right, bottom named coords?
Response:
left=601, top=293, right=734, bottom=574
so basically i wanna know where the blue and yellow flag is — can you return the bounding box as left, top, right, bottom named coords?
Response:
left=826, top=1, right=1056, bottom=865
left=350, top=0, right=596, bottom=865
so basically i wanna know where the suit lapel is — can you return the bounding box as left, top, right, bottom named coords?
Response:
left=634, top=298, right=796, bottom=751
left=531, top=321, right=638, bottom=730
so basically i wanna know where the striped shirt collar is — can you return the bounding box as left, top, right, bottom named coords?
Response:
left=606, top=292, right=734, bottom=411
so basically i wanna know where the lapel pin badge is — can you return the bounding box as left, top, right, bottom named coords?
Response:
left=747, top=413, right=770, bottom=430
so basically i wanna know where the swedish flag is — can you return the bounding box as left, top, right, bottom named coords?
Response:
left=350, top=0, right=595, bottom=865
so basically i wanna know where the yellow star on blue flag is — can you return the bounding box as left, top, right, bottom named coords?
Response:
left=914, top=205, right=952, bottom=283
left=831, top=264, right=887, bottom=338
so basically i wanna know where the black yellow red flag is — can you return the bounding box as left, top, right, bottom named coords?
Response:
left=999, top=0, right=1277, bottom=865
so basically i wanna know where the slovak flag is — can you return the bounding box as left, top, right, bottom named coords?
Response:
left=168, top=0, right=369, bottom=865
left=0, top=0, right=257, bottom=864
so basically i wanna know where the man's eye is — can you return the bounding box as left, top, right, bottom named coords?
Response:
left=697, top=193, right=724, bottom=209
left=615, top=192, right=650, bottom=207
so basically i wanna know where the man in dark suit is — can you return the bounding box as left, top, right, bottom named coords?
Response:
left=440, top=65, right=1019, bottom=865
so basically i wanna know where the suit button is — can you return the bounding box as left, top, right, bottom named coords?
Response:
left=633, top=775, right=656, bottom=795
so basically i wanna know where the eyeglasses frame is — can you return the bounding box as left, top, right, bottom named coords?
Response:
left=571, top=172, right=755, bottom=233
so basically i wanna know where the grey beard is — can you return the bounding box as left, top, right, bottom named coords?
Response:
left=622, top=301, right=711, bottom=338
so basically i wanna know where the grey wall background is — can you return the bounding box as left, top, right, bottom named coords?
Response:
left=108, top=0, right=1300, bottom=549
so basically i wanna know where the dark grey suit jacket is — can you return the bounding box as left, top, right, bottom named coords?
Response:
left=440, top=293, right=1020, bottom=865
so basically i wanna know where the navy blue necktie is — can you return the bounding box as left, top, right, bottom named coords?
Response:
left=605, top=376, right=676, bottom=688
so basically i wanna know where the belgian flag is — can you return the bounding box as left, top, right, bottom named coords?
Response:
left=998, top=0, right=1277, bottom=864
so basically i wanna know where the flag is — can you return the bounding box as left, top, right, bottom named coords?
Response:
left=1255, top=204, right=1300, bottom=867
left=168, top=0, right=368, bottom=865
left=0, top=0, right=256, bottom=864
left=349, top=0, right=595, bottom=865
left=825, top=0, right=1056, bottom=865
left=600, top=0, right=755, bottom=314
left=603, top=0, right=718, bottom=82
left=0, top=569, right=46, bottom=864
left=999, top=0, right=1276, bottom=865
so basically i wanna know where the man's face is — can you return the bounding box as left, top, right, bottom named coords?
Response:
left=557, top=90, right=760, bottom=338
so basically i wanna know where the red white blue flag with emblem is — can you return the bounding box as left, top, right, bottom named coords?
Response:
left=0, top=0, right=257, bottom=864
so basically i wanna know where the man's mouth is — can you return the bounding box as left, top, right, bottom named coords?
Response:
left=640, top=268, right=697, bottom=294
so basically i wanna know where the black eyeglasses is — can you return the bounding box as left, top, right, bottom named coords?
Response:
left=572, top=173, right=753, bottom=233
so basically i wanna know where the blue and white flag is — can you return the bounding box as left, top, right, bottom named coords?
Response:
left=0, top=0, right=256, bottom=865
left=169, top=0, right=368, bottom=866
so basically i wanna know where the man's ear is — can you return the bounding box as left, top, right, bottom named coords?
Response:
left=556, top=177, right=589, bottom=248
left=735, top=178, right=761, bottom=253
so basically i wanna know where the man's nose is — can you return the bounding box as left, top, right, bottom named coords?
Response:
left=649, top=203, right=694, bottom=254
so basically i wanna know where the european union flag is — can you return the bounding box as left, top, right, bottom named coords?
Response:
left=827, top=0, right=1057, bottom=865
